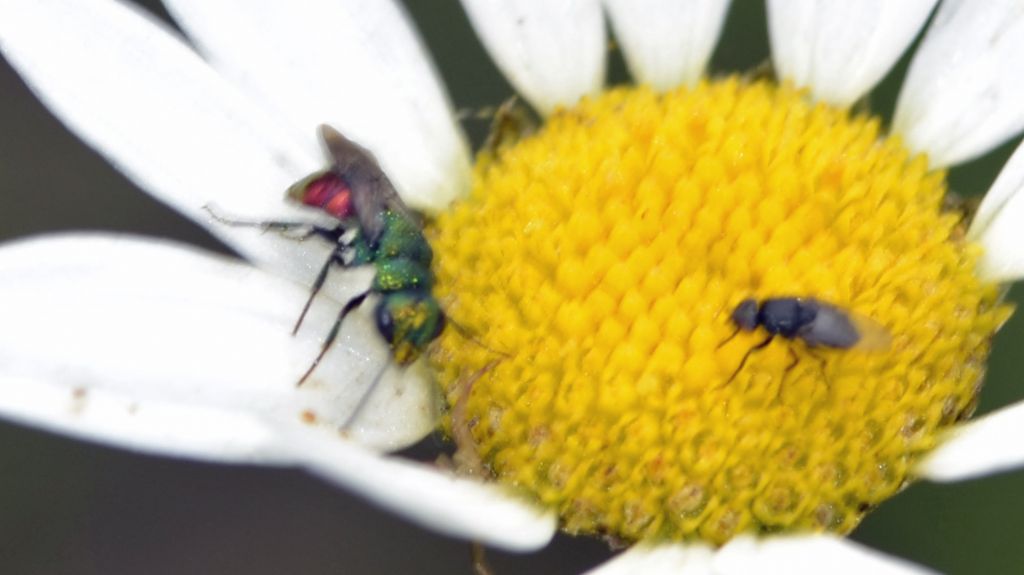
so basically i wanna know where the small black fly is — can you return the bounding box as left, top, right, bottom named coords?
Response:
left=722, top=297, right=890, bottom=387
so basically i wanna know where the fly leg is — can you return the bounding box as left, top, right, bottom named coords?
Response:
left=776, top=348, right=829, bottom=402
left=720, top=335, right=774, bottom=389
left=296, top=290, right=370, bottom=387
left=717, top=326, right=742, bottom=349
left=804, top=348, right=831, bottom=387
left=775, top=347, right=802, bottom=401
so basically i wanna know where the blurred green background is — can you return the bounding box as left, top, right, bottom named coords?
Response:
left=1, top=1, right=1022, bottom=573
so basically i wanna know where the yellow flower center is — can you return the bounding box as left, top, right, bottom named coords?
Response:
left=427, top=78, right=1011, bottom=544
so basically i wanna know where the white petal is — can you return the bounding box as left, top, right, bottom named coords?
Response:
left=917, top=401, right=1024, bottom=482
left=460, top=0, right=606, bottom=114
left=0, top=0, right=340, bottom=286
left=583, top=543, right=714, bottom=575
left=276, top=421, right=557, bottom=552
left=893, top=0, right=1024, bottom=167
left=714, top=534, right=937, bottom=575
left=967, top=140, right=1024, bottom=281
left=603, top=0, right=730, bottom=91
left=163, top=0, right=471, bottom=212
left=767, top=0, right=936, bottom=107
left=0, top=235, right=438, bottom=453
left=0, top=374, right=293, bottom=465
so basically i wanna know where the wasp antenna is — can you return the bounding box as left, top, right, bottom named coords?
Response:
left=447, top=317, right=509, bottom=358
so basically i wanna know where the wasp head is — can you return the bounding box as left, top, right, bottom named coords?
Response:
left=374, top=291, right=446, bottom=365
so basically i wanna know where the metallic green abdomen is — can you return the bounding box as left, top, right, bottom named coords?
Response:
left=372, top=257, right=434, bottom=293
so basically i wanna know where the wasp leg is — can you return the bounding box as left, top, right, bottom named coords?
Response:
left=292, top=253, right=335, bottom=335
left=340, top=361, right=390, bottom=431
left=720, top=335, right=774, bottom=388
left=291, top=246, right=357, bottom=335
left=746, top=58, right=775, bottom=82
left=206, top=205, right=361, bottom=336
left=482, top=95, right=538, bottom=156
left=296, top=291, right=370, bottom=387
left=203, top=204, right=345, bottom=241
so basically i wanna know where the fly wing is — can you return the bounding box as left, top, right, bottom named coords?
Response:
left=799, top=299, right=891, bottom=351
left=319, top=125, right=421, bottom=243
left=845, top=308, right=893, bottom=351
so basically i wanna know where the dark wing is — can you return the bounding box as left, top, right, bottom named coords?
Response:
left=799, top=299, right=891, bottom=350
left=319, top=125, right=421, bottom=243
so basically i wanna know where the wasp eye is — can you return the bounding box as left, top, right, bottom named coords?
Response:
left=375, top=300, right=395, bottom=343
left=432, top=311, right=447, bottom=341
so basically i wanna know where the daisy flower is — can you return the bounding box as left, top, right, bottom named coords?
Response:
left=2, top=0, right=1024, bottom=573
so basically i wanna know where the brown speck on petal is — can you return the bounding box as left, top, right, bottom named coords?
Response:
left=70, top=387, right=88, bottom=414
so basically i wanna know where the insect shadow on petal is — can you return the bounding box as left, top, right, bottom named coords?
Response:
left=718, top=297, right=891, bottom=395
left=207, top=125, right=459, bottom=429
